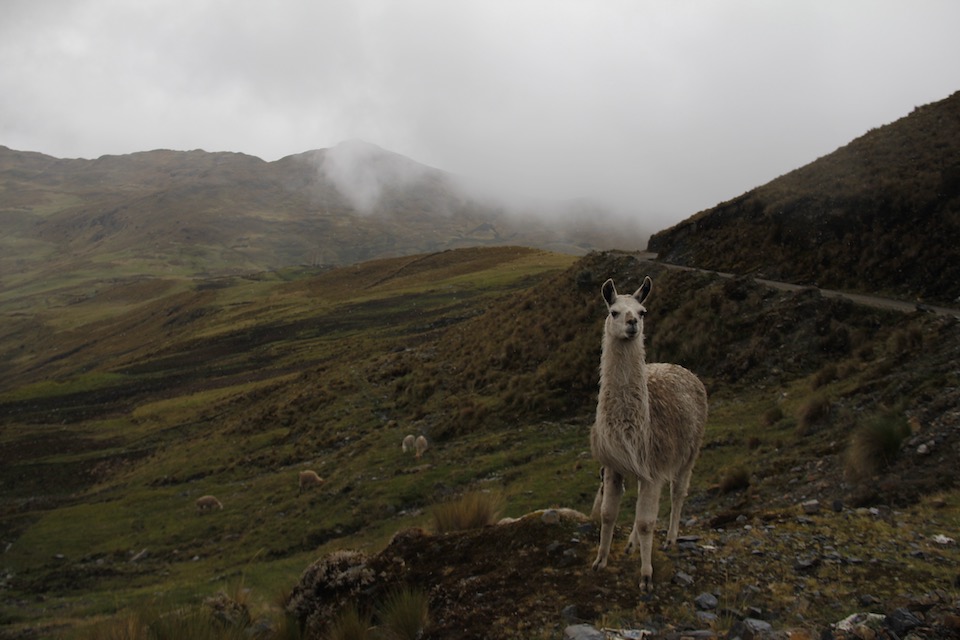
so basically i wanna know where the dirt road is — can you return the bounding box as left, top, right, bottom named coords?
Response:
left=635, top=251, right=960, bottom=319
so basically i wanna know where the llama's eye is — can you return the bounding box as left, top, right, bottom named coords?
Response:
left=639, top=310, right=647, bottom=317
left=610, top=311, right=619, bottom=318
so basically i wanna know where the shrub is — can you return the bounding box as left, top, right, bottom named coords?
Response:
left=377, top=587, right=429, bottom=640
left=846, top=413, right=911, bottom=479
left=431, top=491, right=503, bottom=533
left=718, top=466, right=751, bottom=494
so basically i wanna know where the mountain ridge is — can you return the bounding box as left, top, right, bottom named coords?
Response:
left=0, top=142, right=647, bottom=297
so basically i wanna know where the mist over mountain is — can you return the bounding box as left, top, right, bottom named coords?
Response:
left=0, top=141, right=650, bottom=295
left=649, top=90, right=960, bottom=305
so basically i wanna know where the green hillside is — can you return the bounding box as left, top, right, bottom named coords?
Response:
left=0, top=142, right=644, bottom=306
left=1, top=247, right=958, bottom=639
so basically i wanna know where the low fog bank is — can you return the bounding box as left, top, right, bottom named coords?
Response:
left=306, top=139, right=655, bottom=252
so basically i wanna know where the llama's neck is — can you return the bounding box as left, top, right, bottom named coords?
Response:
left=598, top=333, right=650, bottom=417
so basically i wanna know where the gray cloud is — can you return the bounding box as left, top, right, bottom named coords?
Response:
left=2, top=0, right=959, bottom=230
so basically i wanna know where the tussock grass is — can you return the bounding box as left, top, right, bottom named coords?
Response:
left=760, top=406, right=783, bottom=427
left=377, top=587, right=430, bottom=640
left=846, top=412, right=911, bottom=480
left=431, top=491, right=503, bottom=533
left=718, top=465, right=751, bottom=494
left=73, top=603, right=249, bottom=640
left=796, top=393, right=830, bottom=436
left=326, top=605, right=374, bottom=640
left=810, top=362, right=838, bottom=389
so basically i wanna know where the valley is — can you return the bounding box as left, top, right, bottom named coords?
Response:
left=1, top=247, right=958, bottom=639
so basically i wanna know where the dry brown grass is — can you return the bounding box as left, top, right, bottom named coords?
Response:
left=796, top=394, right=831, bottom=436
left=846, top=413, right=911, bottom=480
left=431, top=491, right=503, bottom=534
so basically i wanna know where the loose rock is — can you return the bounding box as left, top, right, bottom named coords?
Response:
left=564, top=623, right=605, bottom=640
left=695, top=592, right=719, bottom=611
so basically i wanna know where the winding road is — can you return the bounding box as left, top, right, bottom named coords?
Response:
left=634, top=252, right=960, bottom=320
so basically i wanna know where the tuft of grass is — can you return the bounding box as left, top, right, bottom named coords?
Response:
left=431, top=491, right=503, bottom=534
left=326, top=605, right=374, bottom=640
left=760, top=406, right=784, bottom=427
left=73, top=604, right=232, bottom=640
left=718, top=466, right=751, bottom=494
left=376, top=587, right=429, bottom=640
left=846, top=413, right=911, bottom=480
left=810, top=362, right=838, bottom=390
left=796, top=394, right=831, bottom=436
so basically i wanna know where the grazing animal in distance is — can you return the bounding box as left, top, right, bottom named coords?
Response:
left=590, top=276, right=708, bottom=591
left=402, top=434, right=416, bottom=453
left=195, top=495, right=223, bottom=513
left=298, top=470, right=325, bottom=495
left=414, top=435, right=428, bottom=460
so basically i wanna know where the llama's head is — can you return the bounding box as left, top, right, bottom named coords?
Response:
left=601, top=276, right=652, bottom=341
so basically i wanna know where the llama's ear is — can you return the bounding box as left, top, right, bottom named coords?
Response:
left=634, top=276, right=652, bottom=304
left=601, top=279, right=617, bottom=306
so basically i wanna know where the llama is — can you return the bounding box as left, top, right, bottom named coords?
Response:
left=590, top=276, right=707, bottom=590
left=402, top=434, right=416, bottom=453
left=298, top=470, right=325, bottom=495
left=196, top=495, right=223, bottom=512
left=414, top=435, right=428, bottom=459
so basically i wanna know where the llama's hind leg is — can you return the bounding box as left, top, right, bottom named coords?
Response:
left=664, top=463, right=695, bottom=547
left=631, top=480, right=663, bottom=591
left=592, top=468, right=625, bottom=571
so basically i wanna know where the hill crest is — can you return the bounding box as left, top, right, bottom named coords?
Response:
left=649, top=90, right=960, bottom=305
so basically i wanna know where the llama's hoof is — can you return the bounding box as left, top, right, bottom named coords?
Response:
left=639, top=575, right=653, bottom=591
left=591, top=558, right=607, bottom=571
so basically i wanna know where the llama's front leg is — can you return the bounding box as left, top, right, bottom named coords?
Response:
left=633, top=480, right=663, bottom=591
left=589, top=469, right=605, bottom=521
left=592, top=468, right=624, bottom=571
left=625, top=478, right=644, bottom=555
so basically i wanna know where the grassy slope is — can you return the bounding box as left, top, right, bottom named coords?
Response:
left=1, top=247, right=958, bottom=638
left=0, top=247, right=583, bottom=633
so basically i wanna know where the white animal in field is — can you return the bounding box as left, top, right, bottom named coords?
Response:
left=195, top=495, right=223, bottom=513
left=414, top=435, right=428, bottom=459
left=590, top=276, right=707, bottom=591
left=298, top=470, right=325, bottom=495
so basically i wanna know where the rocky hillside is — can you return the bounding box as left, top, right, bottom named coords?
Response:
left=648, top=91, right=960, bottom=306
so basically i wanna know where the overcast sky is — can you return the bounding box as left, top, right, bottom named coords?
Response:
left=2, top=1, right=959, bottom=229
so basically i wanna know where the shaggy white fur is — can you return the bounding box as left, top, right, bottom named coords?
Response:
left=590, top=276, right=707, bottom=591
